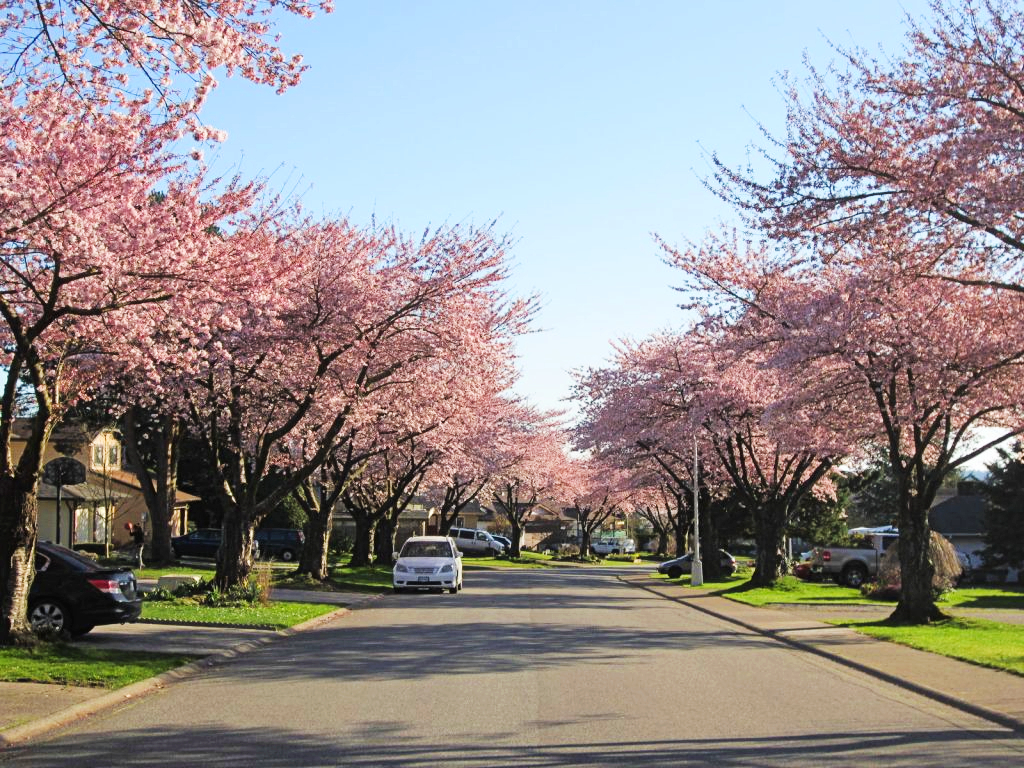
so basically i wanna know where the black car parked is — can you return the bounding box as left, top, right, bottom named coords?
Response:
left=255, top=528, right=305, bottom=562
left=170, top=528, right=223, bottom=559
left=30, top=541, right=142, bottom=637
left=171, top=527, right=261, bottom=560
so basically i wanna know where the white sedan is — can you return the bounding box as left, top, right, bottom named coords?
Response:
left=393, top=536, right=463, bottom=594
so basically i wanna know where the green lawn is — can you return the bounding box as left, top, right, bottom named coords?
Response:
left=465, top=552, right=554, bottom=569
left=831, top=617, right=1024, bottom=677
left=0, top=645, right=197, bottom=689
left=141, top=600, right=339, bottom=629
left=712, top=577, right=1024, bottom=675
left=721, top=577, right=874, bottom=606
left=720, top=578, right=1024, bottom=610
left=938, top=586, right=1024, bottom=610
left=274, top=564, right=393, bottom=593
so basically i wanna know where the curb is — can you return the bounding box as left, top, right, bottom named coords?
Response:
left=0, top=593, right=384, bottom=748
left=620, top=575, right=1024, bottom=735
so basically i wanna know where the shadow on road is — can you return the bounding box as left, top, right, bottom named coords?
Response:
left=7, top=724, right=1019, bottom=766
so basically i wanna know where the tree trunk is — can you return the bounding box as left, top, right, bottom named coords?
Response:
left=0, top=478, right=38, bottom=645
left=700, top=496, right=724, bottom=579
left=122, top=408, right=181, bottom=565
left=890, top=489, right=945, bottom=623
left=348, top=511, right=376, bottom=567
left=673, top=517, right=688, bottom=558
left=509, top=518, right=524, bottom=558
left=580, top=529, right=593, bottom=557
left=375, top=515, right=397, bottom=566
left=298, top=503, right=332, bottom=580
left=750, top=502, right=787, bottom=587
left=1, top=408, right=50, bottom=646
left=215, top=509, right=257, bottom=592
left=656, top=531, right=668, bottom=558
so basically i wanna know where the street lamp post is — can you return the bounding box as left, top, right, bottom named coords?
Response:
left=691, top=435, right=703, bottom=586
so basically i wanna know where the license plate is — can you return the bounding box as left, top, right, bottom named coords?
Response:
left=417, top=576, right=428, bottom=582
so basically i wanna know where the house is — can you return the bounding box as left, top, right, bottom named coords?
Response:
left=12, top=419, right=197, bottom=550
left=929, top=480, right=986, bottom=566
left=482, top=499, right=577, bottom=550
left=331, top=496, right=462, bottom=547
left=927, top=479, right=1016, bottom=580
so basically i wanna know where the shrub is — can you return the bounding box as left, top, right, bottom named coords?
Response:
left=873, top=532, right=963, bottom=598
left=330, top=534, right=354, bottom=556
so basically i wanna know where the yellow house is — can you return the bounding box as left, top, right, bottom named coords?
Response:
left=13, top=420, right=197, bottom=550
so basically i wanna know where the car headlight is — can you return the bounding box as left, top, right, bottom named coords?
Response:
left=395, top=563, right=409, bottom=573
left=440, top=564, right=453, bottom=573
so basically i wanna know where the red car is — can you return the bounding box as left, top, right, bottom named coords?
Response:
left=792, top=561, right=812, bottom=579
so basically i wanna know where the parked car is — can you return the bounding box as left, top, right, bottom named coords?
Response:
left=448, top=527, right=505, bottom=556
left=491, top=534, right=513, bottom=551
left=658, top=550, right=737, bottom=579
left=255, top=528, right=305, bottom=562
left=792, top=560, right=814, bottom=580
left=393, top=536, right=463, bottom=594
left=591, top=537, right=637, bottom=556
left=171, top=528, right=260, bottom=560
left=30, top=541, right=142, bottom=637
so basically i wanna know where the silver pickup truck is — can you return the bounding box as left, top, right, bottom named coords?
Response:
left=810, top=531, right=898, bottom=588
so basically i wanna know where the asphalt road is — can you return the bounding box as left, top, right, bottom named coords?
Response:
left=3, top=566, right=1023, bottom=767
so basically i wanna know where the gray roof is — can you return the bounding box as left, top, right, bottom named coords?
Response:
left=929, top=495, right=986, bottom=535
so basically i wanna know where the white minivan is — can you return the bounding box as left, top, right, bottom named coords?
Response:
left=591, top=537, right=636, bottom=556
left=448, top=527, right=506, bottom=556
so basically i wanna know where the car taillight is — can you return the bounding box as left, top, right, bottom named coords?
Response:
left=87, top=578, right=122, bottom=595
left=821, top=550, right=831, bottom=562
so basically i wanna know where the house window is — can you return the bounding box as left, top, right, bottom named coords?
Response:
left=107, top=443, right=120, bottom=468
left=92, top=442, right=105, bottom=469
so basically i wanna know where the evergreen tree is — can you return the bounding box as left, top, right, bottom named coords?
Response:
left=982, top=444, right=1024, bottom=569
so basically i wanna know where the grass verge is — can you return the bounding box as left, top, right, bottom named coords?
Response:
left=831, top=616, right=1024, bottom=677
left=0, top=645, right=197, bottom=689
left=464, top=553, right=553, bottom=569
left=141, top=600, right=338, bottom=629
left=722, top=577, right=873, bottom=606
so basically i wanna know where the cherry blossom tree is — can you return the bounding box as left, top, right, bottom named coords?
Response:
left=490, top=405, right=570, bottom=558
left=162, top=218, right=527, bottom=589
left=422, top=394, right=523, bottom=538
left=664, top=230, right=1024, bottom=620
left=561, top=457, right=631, bottom=558
left=2, top=0, right=331, bottom=107
left=712, top=0, right=1024, bottom=292
left=0, top=83, right=252, bottom=642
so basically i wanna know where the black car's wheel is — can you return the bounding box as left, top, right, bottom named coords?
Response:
left=667, top=566, right=683, bottom=579
left=280, top=549, right=295, bottom=562
left=29, top=599, right=71, bottom=634
left=448, top=587, right=458, bottom=594
left=842, top=563, right=868, bottom=589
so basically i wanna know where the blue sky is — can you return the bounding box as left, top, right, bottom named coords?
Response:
left=199, top=0, right=932, bottom=416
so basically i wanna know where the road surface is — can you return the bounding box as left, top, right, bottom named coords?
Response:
left=3, top=566, right=1022, bottom=766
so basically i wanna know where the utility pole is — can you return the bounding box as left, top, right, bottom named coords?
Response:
left=691, top=435, right=703, bottom=586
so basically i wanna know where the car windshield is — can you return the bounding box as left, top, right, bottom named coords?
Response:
left=401, top=541, right=452, bottom=558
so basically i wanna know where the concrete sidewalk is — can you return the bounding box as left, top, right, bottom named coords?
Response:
left=0, top=588, right=380, bottom=746
left=625, top=574, right=1024, bottom=734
